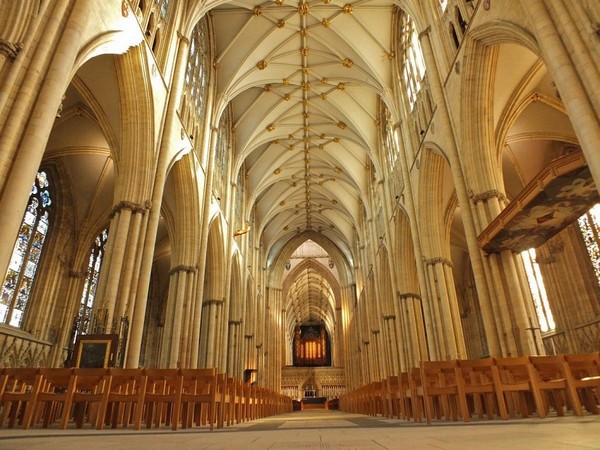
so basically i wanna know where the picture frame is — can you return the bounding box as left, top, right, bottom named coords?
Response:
left=73, top=334, right=119, bottom=368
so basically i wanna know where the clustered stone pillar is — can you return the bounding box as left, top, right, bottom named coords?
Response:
left=200, top=298, right=225, bottom=369
left=471, top=189, right=539, bottom=356
left=423, top=257, right=466, bottom=360
left=395, top=293, right=426, bottom=369
left=419, top=27, right=501, bottom=357
left=520, top=0, right=600, bottom=188
left=160, top=265, right=196, bottom=368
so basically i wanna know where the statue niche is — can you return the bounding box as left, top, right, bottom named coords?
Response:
left=292, top=323, right=331, bottom=367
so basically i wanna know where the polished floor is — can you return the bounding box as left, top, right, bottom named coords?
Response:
left=1, top=410, right=599, bottom=450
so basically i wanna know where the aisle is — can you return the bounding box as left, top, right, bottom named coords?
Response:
left=1, top=410, right=599, bottom=449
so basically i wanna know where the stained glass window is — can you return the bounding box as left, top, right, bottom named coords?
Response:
left=184, top=17, right=209, bottom=121
left=399, top=13, right=426, bottom=111
left=0, top=171, right=52, bottom=327
left=577, top=203, right=600, bottom=287
left=440, top=0, right=449, bottom=12
left=72, top=228, right=108, bottom=344
left=521, top=248, right=555, bottom=332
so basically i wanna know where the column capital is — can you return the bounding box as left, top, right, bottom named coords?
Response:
left=424, top=257, right=453, bottom=268
left=397, top=292, right=421, bottom=300
left=418, top=26, right=432, bottom=40
left=109, top=200, right=147, bottom=218
left=471, top=189, right=507, bottom=205
left=169, top=264, right=197, bottom=275
left=203, top=298, right=225, bottom=306
left=69, top=270, right=87, bottom=279
left=176, top=31, right=190, bottom=45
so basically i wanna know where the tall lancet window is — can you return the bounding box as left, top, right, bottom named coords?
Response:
left=214, top=106, right=232, bottom=204
left=578, top=203, right=600, bottom=288
left=0, top=171, right=52, bottom=327
left=399, top=13, right=426, bottom=111
left=184, top=17, right=210, bottom=123
left=72, top=228, right=108, bottom=344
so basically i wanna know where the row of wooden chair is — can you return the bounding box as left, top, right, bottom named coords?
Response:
left=0, top=367, right=292, bottom=430
left=340, top=353, right=600, bottom=424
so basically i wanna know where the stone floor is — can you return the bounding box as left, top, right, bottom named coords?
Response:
left=1, top=410, right=599, bottom=449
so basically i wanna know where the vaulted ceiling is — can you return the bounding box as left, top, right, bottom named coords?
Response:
left=211, top=0, right=396, bottom=262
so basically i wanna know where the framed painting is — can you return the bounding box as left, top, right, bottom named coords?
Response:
left=74, top=334, right=119, bottom=368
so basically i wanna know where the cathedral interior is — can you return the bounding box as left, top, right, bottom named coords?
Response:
left=0, top=0, right=599, bottom=415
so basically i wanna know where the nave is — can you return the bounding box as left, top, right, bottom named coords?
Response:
left=1, top=409, right=599, bottom=450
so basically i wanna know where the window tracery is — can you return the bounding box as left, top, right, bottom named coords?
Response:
left=72, top=228, right=108, bottom=343
left=399, top=14, right=426, bottom=112
left=521, top=248, right=555, bottom=332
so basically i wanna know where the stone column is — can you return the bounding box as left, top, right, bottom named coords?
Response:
left=126, top=31, right=191, bottom=369
left=0, top=0, right=91, bottom=285
left=166, top=265, right=196, bottom=368
left=393, top=125, right=433, bottom=360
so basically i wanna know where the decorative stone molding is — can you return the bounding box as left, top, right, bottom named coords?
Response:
left=424, top=257, right=453, bottom=268
left=245, top=334, right=254, bottom=339
left=0, top=39, right=21, bottom=59
left=168, top=264, right=197, bottom=275
left=383, top=315, right=396, bottom=321
left=229, top=320, right=242, bottom=325
left=109, top=200, right=147, bottom=218
left=471, top=189, right=507, bottom=205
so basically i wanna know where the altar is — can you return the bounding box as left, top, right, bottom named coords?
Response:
left=301, top=396, right=328, bottom=410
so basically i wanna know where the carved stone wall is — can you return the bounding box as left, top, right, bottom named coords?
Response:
left=0, top=326, right=53, bottom=367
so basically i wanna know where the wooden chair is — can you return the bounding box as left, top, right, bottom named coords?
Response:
left=179, top=368, right=217, bottom=430
left=98, top=368, right=146, bottom=430
left=491, top=357, right=545, bottom=419
left=232, top=379, right=246, bottom=423
left=457, top=358, right=498, bottom=420
left=404, top=367, right=424, bottom=422
left=529, top=355, right=583, bottom=417
left=140, top=368, right=182, bottom=430
left=32, top=368, right=75, bottom=428
left=384, top=375, right=401, bottom=419
left=0, top=368, right=42, bottom=429
left=68, top=368, right=112, bottom=428
left=564, top=353, right=600, bottom=414
left=420, top=360, right=469, bottom=424
left=367, top=381, right=384, bottom=416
